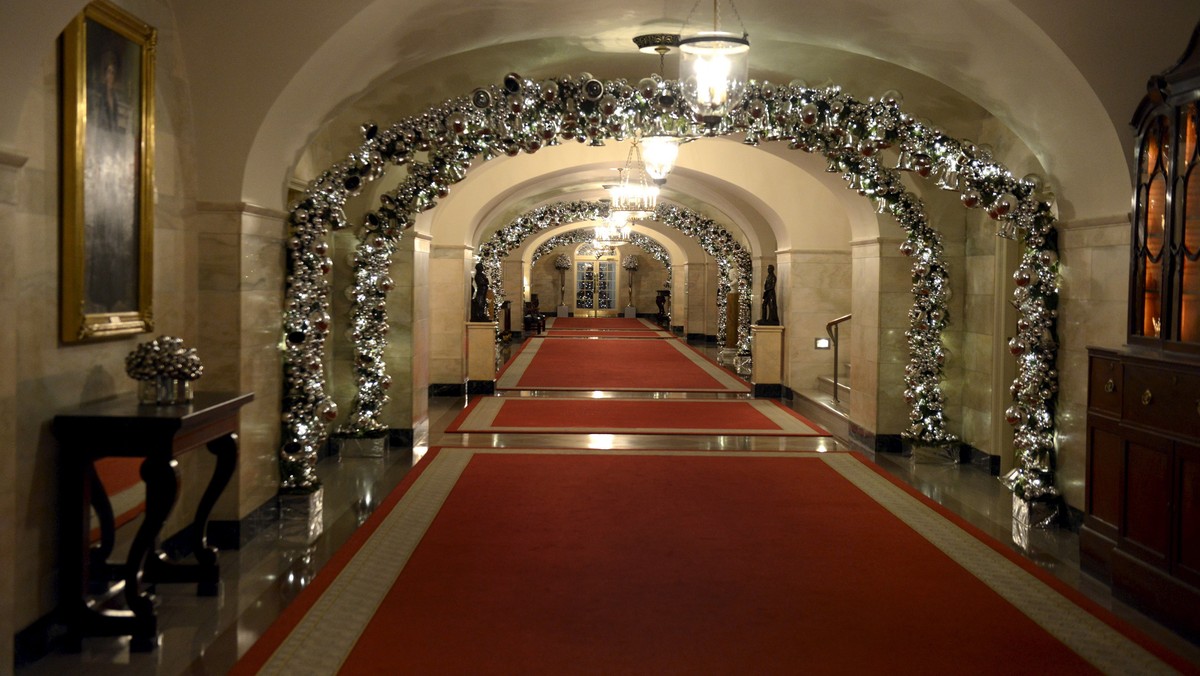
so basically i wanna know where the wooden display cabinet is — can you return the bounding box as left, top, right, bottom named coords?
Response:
left=1082, top=21, right=1200, bottom=641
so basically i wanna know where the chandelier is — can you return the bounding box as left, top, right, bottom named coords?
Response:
left=607, top=137, right=659, bottom=219
left=679, top=0, right=750, bottom=122
left=593, top=213, right=632, bottom=247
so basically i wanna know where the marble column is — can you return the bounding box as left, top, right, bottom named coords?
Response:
left=429, top=245, right=473, bottom=393
left=0, top=148, right=23, bottom=670
left=847, top=237, right=908, bottom=447
left=669, top=263, right=686, bottom=334
left=777, top=249, right=852, bottom=396
left=380, top=233, right=430, bottom=444
left=196, top=202, right=286, bottom=534
left=1054, top=215, right=1130, bottom=506
left=684, top=262, right=709, bottom=340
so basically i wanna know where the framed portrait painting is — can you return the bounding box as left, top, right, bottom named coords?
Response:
left=60, top=1, right=155, bottom=343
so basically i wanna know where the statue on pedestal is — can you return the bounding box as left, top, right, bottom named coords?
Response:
left=470, top=262, right=490, bottom=322
left=758, top=264, right=779, bottom=326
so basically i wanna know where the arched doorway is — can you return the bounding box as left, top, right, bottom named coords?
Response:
left=571, top=241, right=619, bottom=317
left=279, top=75, right=1060, bottom=504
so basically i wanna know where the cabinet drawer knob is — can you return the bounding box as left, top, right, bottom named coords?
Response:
left=1141, top=389, right=1153, bottom=406
left=1104, top=379, right=1115, bottom=393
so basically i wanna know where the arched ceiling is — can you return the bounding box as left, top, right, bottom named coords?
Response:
left=420, top=138, right=858, bottom=256
left=2, top=1, right=1198, bottom=236
left=519, top=222, right=693, bottom=265
left=213, top=0, right=1199, bottom=224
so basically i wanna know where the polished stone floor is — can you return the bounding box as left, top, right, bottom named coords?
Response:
left=18, top=342, right=1200, bottom=674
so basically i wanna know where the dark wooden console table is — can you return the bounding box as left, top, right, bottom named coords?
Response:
left=53, top=390, right=254, bottom=651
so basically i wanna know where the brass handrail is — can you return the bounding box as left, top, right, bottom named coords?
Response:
left=826, top=314, right=852, bottom=403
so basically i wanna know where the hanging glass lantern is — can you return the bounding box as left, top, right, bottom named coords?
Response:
left=679, top=1, right=749, bottom=123
left=641, top=136, right=683, bottom=183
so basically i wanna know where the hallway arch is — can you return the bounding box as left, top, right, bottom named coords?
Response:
left=476, top=200, right=753, bottom=350
left=280, top=75, right=1059, bottom=504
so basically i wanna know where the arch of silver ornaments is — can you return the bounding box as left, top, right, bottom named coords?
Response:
left=530, top=227, right=672, bottom=275
left=281, top=73, right=1060, bottom=503
left=475, top=200, right=750, bottom=342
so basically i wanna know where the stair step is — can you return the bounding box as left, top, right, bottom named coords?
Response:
left=816, top=375, right=851, bottom=399
left=791, top=389, right=850, bottom=442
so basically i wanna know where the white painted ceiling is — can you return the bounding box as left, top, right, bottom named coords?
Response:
left=3, top=1, right=1199, bottom=247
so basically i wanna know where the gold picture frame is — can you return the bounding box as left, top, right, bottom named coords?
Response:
left=60, top=1, right=155, bottom=343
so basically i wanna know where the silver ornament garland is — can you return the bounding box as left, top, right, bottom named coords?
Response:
left=280, top=74, right=1059, bottom=502
left=531, top=229, right=671, bottom=278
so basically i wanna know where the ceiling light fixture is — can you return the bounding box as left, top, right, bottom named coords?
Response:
left=633, top=32, right=689, bottom=183
left=593, top=213, right=632, bottom=248
left=607, top=136, right=659, bottom=220
left=678, top=0, right=750, bottom=123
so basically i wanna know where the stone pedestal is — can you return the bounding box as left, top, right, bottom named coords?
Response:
left=908, top=444, right=959, bottom=466
left=279, top=487, right=324, bottom=545
left=557, top=305, right=569, bottom=317
left=332, top=433, right=389, bottom=458
left=623, top=306, right=636, bottom=318
left=1011, top=493, right=1063, bottom=551
left=466, top=321, right=497, bottom=394
left=750, top=325, right=784, bottom=397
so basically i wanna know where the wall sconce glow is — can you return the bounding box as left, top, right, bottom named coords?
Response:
left=814, top=337, right=832, bottom=350
left=679, top=31, right=749, bottom=121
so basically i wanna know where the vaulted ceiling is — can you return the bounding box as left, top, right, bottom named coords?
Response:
left=3, top=1, right=1199, bottom=249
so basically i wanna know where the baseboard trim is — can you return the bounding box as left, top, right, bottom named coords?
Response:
left=430, top=383, right=465, bottom=397
left=14, top=613, right=63, bottom=668
left=962, top=444, right=1001, bottom=476
left=466, top=380, right=495, bottom=394
left=849, top=423, right=903, bottom=454
left=752, top=383, right=783, bottom=398
left=187, top=492, right=279, bottom=555
left=389, top=427, right=414, bottom=449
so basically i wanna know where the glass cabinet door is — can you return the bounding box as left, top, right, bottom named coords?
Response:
left=1132, top=116, right=1170, bottom=339
left=1178, top=102, right=1200, bottom=343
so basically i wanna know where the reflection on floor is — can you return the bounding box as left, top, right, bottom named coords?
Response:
left=18, top=340, right=1200, bottom=674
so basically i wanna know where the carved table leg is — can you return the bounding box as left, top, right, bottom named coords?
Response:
left=87, top=464, right=118, bottom=594
left=191, top=432, right=238, bottom=595
left=124, top=455, right=178, bottom=651
left=59, top=453, right=90, bottom=653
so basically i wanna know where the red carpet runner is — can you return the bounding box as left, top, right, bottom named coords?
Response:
left=546, top=317, right=659, bottom=330
left=234, top=449, right=1195, bottom=675
left=497, top=337, right=749, bottom=392
left=446, top=397, right=829, bottom=436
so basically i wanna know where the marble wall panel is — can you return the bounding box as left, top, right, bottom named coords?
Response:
left=1054, top=217, right=1129, bottom=508
left=429, top=249, right=470, bottom=383
left=781, top=252, right=851, bottom=390
left=0, top=154, right=23, bottom=671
